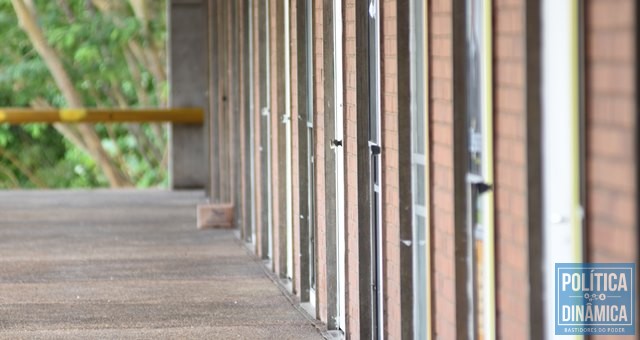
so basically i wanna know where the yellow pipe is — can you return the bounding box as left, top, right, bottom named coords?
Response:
left=0, top=108, right=203, bottom=124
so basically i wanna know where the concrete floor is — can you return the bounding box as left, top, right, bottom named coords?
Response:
left=0, top=190, right=324, bottom=340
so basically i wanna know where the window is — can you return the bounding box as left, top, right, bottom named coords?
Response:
left=409, top=0, right=430, bottom=338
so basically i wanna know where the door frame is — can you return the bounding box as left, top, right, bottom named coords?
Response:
left=295, top=0, right=317, bottom=308
left=306, top=0, right=316, bottom=305
left=453, top=0, right=496, bottom=338
left=257, top=0, right=273, bottom=260
left=285, top=0, right=294, bottom=282
left=367, top=0, right=384, bottom=337
left=541, top=0, right=584, bottom=338
left=247, top=0, right=257, bottom=246
left=256, top=0, right=271, bottom=259
left=333, top=0, right=346, bottom=331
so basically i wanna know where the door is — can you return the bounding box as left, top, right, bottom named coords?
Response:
left=248, top=0, right=257, bottom=246
left=332, top=0, right=346, bottom=331
left=285, top=0, right=294, bottom=281
left=257, top=0, right=272, bottom=258
left=368, top=0, right=384, bottom=338
left=465, top=0, right=495, bottom=338
left=542, top=0, right=583, bottom=338
left=259, top=0, right=273, bottom=260
left=297, top=0, right=317, bottom=307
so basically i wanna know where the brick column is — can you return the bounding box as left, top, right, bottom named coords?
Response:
left=430, top=0, right=458, bottom=338
left=585, top=2, right=638, bottom=338
left=494, top=0, right=531, bottom=338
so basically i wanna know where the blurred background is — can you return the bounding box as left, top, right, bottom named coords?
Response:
left=0, top=0, right=167, bottom=189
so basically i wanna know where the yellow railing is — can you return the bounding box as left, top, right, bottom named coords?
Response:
left=0, top=108, right=203, bottom=124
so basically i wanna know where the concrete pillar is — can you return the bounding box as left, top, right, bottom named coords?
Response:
left=168, top=0, right=208, bottom=189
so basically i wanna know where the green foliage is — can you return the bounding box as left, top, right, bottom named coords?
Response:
left=0, top=124, right=103, bottom=188
left=0, top=0, right=168, bottom=188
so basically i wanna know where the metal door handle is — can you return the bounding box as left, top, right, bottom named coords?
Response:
left=370, top=144, right=381, bottom=155
left=467, top=173, right=492, bottom=194
left=473, top=182, right=492, bottom=194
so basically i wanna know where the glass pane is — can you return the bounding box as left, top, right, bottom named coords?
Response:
left=368, top=7, right=378, bottom=144
left=474, top=237, right=485, bottom=339
left=306, top=0, right=314, bottom=126
left=413, top=2, right=426, bottom=157
left=308, top=126, right=315, bottom=289
left=414, top=215, right=427, bottom=339
left=466, top=0, right=488, bottom=338
left=414, top=102, right=425, bottom=155
left=466, top=0, right=484, bottom=176
left=410, top=1, right=429, bottom=338
left=372, top=155, right=378, bottom=184
left=414, top=164, right=426, bottom=207
left=471, top=188, right=485, bottom=340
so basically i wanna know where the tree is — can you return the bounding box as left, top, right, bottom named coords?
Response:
left=0, top=0, right=168, bottom=188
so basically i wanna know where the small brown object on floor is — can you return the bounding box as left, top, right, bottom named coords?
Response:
left=197, top=203, right=234, bottom=229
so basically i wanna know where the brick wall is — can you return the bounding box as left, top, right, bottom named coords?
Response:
left=430, top=0, right=457, bottom=338
left=585, top=3, right=637, bottom=339
left=313, top=0, right=328, bottom=323
left=380, top=0, right=402, bottom=338
left=204, top=0, right=640, bottom=338
left=493, top=0, right=530, bottom=338
left=343, top=0, right=361, bottom=337
left=584, top=0, right=636, bottom=263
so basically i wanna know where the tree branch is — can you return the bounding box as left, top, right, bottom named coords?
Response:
left=0, top=147, right=46, bottom=188
left=0, top=164, right=21, bottom=188
left=11, top=0, right=132, bottom=188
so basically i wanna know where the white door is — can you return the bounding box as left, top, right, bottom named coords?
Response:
left=248, top=0, right=257, bottom=246
left=265, top=0, right=273, bottom=260
left=542, top=0, right=583, bottom=339
left=284, top=0, right=294, bottom=281
left=333, top=0, right=346, bottom=331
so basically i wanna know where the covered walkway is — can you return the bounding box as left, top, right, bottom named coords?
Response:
left=0, top=190, right=323, bottom=339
